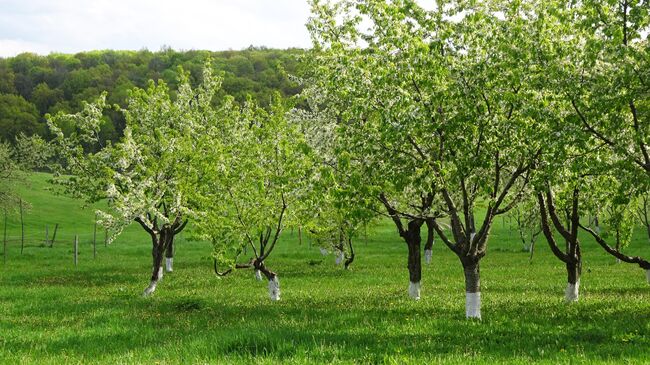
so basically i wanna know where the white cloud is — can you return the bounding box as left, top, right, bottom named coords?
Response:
left=0, top=0, right=313, bottom=56
left=0, top=0, right=442, bottom=57
left=0, top=39, right=52, bottom=57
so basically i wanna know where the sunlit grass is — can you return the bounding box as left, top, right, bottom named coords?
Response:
left=0, top=173, right=649, bottom=364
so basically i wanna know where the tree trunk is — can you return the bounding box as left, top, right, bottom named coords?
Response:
left=143, top=228, right=173, bottom=296
left=565, top=260, right=581, bottom=302
left=267, top=274, right=280, bottom=301
left=165, top=236, right=174, bottom=272
left=424, top=218, right=434, bottom=265
left=344, top=238, right=355, bottom=270
left=463, top=260, right=481, bottom=319
left=406, top=220, right=422, bottom=300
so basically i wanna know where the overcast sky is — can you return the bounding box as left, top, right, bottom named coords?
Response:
left=0, top=0, right=316, bottom=57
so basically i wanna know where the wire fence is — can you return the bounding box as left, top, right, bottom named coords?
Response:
left=2, top=200, right=110, bottom=266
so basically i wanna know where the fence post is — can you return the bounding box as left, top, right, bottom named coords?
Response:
left=298, top=226, right=303, bottom=246
left=45, top=224, right=49, bottom=247
left=51, top=224, right=59, bottom=247
left=93, top=214, right=97, bottom=259
left=20, top=199, right=24, bottom=254
left=3, top=209, right=7, bottom=265
left=74, top=235, right=78, bottom=267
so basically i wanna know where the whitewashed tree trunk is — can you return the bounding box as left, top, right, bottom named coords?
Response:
left=268, top=276, right=280, bottom=301
left=465, top=292, right=481, bottom=319
left=463, top=262, right=481, bottom=319
left=165, top=257, right=173, bottom=272
left=335, top=250, right=344, bottom=265
left=565, top=280, right=580, bottom=302
left=319, top=247, right=328, bottom=256
left=255, top=269, right=263, bottom=281
left=408, top=281, right=421, bottom=300
left=143, top=280, right=158, bottom=297
left=424, top=249, right=433, bottom=264
left=143, top=266, right=163, bottom=297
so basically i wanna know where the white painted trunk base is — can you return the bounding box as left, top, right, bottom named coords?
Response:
left=646, top=269, right=650, bottom=284
left=408, top=281, right=421, bottom=300
left=335, top=251, right=345, bottom=265
left=424, top=249, right=433, bottom=264
left=465, top=292, right=481, bottom=319
left=165, top=258, right=173, bottom=272
left=158, top=266, right=163, bottom=280
left=255, top=270, right=263, bottom=281
left=268, top=276, right=281, bottom=301
left=565, top=280, right=580, bottom=302
left=319, top=247, right=329, bottom=256
left=143, top=279, right=158, bottom=297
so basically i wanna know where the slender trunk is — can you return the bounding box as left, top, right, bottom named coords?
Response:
left=165, top=236, right=174, bottom=272
left=143, top=228, right=173, bottom=296
left=344, top=238, right=355, bottom=269
left=256, top=262, right=280, bottom=301
left=424, top=218, right=434, bottom=264
left=406, top=220, right=422, bottom=300
left=462, top=260, right=481, bottom=319
left=20, top=199, right=24, bottom=255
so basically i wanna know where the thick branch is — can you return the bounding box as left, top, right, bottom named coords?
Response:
left=537, top=193, right=570, bottom=263
left=579, top=223, right=650, bottom=269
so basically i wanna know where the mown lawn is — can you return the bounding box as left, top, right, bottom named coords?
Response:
left=0, top=173, right=649, bottom=364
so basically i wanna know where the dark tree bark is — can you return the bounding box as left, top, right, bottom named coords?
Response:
left=344, top=237, right=355, bottom=269
left=212, top=201, right=287, bottom=301
left=165, top=235, right=175, bottom=272
left=379, top=193, right=427, bottom=300
left=537, top=189, right=582, bottom=302
left=137, top=215, right=188, bottom=296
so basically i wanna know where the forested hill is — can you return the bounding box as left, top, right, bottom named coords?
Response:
left=0, top=47, right=304, bottom=145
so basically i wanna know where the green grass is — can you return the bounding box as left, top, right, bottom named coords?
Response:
left=1, top=172, right=649, bottom=364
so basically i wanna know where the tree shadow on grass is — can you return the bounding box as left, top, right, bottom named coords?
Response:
left=2, top=287, right=649, bottom=363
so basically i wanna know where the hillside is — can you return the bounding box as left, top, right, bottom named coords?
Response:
left=0, top=47, right=304, bottom=144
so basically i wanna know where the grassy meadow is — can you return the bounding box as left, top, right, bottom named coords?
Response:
left=0, top=173, right=649, bottom=364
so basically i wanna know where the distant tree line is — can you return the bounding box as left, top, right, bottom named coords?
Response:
left=0, top=47, right=304, bottom=145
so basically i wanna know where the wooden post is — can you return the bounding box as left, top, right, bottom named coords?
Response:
left=50, top=224, right=59, bottom=247
left=298, top=226, right=303, bottom=246
left=20, top=199, right=24, bottom=254
left=3, top=209, right=7, bottom=265
left=93, top=214, right=97, bottom=259
left=74, top=235, right=78, bottom=267
left=45, top=224, right=49, bottom=247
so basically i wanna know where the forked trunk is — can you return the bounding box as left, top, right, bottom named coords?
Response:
left=143, top=227, right=173, bottom=297
left=463, top=260, right=481, bottom=319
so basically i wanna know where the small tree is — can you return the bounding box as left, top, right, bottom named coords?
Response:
left=191, top=96, right=315, bottom=301
left=47, top=67, right=220, bottom=296
left=292, top=90, right=375, bottom=270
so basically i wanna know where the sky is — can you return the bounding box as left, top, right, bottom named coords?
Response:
left=0, top=0, right=315, bottom=57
